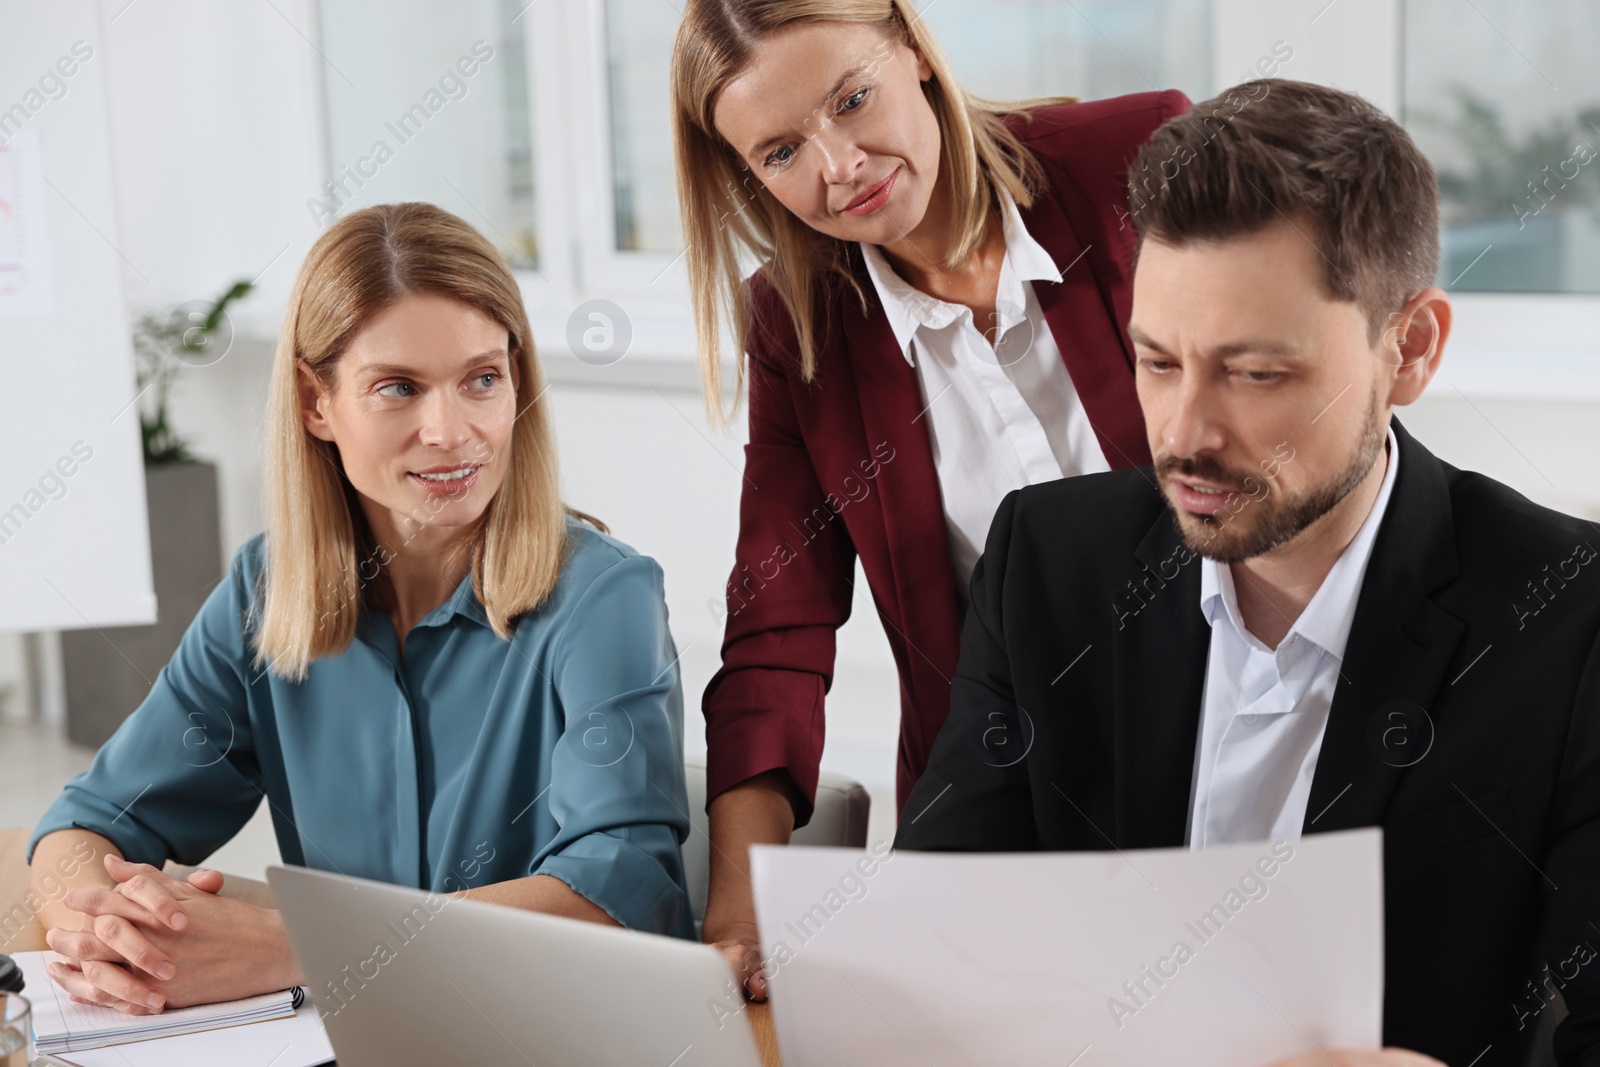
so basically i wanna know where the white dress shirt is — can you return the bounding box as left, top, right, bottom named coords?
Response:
left=1186, top=427, right=1400, bottom=848
left=858, top=191, right=1110, bottom=604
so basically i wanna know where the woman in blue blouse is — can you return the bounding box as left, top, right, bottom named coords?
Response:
left=27, top=202, right=695, bottom=1014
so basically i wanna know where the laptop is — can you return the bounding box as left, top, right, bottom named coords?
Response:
left=269, top=865, right=764, bottom=1067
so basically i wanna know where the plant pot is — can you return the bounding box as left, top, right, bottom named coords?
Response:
left=61, top=461, right=224, bottom=749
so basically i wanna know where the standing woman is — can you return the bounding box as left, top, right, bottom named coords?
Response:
left=672, top=0, right=1190, bottom=994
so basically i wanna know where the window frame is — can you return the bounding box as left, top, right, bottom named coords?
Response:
left=321, top=0, right=1600, bottom=394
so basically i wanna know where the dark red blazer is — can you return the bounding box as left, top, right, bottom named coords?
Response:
left=702, top=89, right=1193, bottom=824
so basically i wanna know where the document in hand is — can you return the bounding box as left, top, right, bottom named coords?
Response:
left=750, top=828, right=1383, bottom=1067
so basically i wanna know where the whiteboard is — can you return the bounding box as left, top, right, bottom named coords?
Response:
left=0, top=0, right=156, bottom=632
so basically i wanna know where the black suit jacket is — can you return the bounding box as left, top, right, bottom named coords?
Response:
left=896, top=417, right=1600, bottom=1066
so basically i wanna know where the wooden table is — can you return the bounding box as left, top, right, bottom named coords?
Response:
left=1, top=827, right=782, bottom=1065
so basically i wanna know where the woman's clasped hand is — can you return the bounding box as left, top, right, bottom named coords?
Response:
left=42, top=854, right=299, bottom=1014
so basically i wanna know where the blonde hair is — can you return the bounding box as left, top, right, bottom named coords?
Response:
left=254, top=202, right=596, bottom=681
left=672, top=0, right=1074, bottom=422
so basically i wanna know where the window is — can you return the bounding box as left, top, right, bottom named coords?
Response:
left=1402, top=0, right=1600, bottom=294
left=605, top=0, right=682, bottom=254
left=314, top=0, right=1600, bottom=386
left=317, top=0, right=539, bottom=270
left=921, top=0, right=1214, bottom=103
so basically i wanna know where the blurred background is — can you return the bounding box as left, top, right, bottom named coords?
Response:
left=1, top=0, right=1597, bottom=874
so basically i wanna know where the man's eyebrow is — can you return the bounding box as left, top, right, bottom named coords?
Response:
left=1127, top=326, right=1301, bottom=359
left=353, top=349, right=508, bottom=378
left=1127, top=325, right=1162, bottom=351
left=746, top=61, right=872, bottom=159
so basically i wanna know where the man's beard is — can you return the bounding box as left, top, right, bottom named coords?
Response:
left=1158, top=390, right=1387, bottom=564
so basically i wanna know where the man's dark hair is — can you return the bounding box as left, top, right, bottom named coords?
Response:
left=1127, top=78, right=1440, bottom=344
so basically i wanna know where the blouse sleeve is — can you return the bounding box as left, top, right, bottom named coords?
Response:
left=27, top=541, right=266, bottom=867
left=531, top=551, right=693, bottom=937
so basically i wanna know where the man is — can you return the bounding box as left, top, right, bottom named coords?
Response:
left=896, top=79, right=1600, bottom=1067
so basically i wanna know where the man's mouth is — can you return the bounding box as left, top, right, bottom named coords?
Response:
left=1167, top=475, right=1245, bottom=514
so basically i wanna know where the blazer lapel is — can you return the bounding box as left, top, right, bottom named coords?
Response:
left=1020, top=184, right=1152, bottom=471
left=1113, top=491, right=1210, bottom=848
left=1302, top=418, right=1466, bottom=834
left=833, top=257, right=965, bottom=731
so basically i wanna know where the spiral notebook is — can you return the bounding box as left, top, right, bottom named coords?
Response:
left=13, top=950, right=302, bottom=1055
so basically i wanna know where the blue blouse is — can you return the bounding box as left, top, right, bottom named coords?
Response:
left=30, top=518, right=695, bottom=939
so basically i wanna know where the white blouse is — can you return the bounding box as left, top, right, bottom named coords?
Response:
left=858, top=191, right=1111, bottom=605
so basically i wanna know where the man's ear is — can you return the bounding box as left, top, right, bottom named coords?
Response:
left=296, top=360, right=337, bottom=443
left=1382, top=288, right=1451, bottom=407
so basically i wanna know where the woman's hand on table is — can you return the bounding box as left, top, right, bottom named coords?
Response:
left=703, top=770, right=804, bottom=1003
left=43, top=855, right=300, bottom=1014
left=703, top=916, right=768, bottom=1002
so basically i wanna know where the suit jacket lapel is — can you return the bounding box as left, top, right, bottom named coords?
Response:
left=1302, top=417, right=1466, bottom=834
left=1019, top=183, right=1152, bottom=471
left=1113, top=488, right=1210, bottom=848
left=1113, top=418, right=1465, bottom=846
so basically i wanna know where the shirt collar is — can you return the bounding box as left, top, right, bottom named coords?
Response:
left=436, top=572, right=491, bottom=629
left=1199, top=425, right=1401, bottom=661
left=356, top=566, right=491, bottom=648
left=857, top=189, right=1061, bottom=367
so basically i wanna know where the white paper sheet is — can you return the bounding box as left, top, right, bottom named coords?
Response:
left=55, top=1002, right=333, bottom=1067
left=751, top=828, right=1384, bottom=1067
